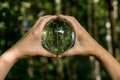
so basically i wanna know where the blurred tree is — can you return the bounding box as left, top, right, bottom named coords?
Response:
left=105, top=0, right=119, bottom=57
left=0, top=0, right=119, bottom=80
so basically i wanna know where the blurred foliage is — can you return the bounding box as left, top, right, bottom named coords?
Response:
left=0, top=0, right=120, bottom=80
left=41, top=19, right=75, bottom=54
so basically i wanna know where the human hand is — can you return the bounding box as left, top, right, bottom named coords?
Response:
left=11, top=15, right=57, bottom=59
left=0, top=15, right=58, bottom=80
left=58, top=15, right=102, bottom=57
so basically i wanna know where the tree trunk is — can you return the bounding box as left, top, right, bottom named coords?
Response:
left=55, top=0, right=62, bottom=15
left=105, top=0, right=118, bottom=57
left=54, top=0, right=64, bottom=80
left=87, top=0, right=101, bottom=80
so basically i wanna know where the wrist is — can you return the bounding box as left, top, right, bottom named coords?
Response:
left=1, top=47, right=22, bottom=63
left=0, top=47, right=22, bottom=80
left=90, top=43, right=107, bottom=57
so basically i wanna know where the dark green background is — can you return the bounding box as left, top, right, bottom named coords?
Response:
left=0, top=0, right=120, bottom=80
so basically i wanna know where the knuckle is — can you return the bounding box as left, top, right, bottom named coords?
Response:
left=31, top=28, right=39, bottom=37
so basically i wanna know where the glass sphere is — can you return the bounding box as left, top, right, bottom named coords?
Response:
left=41, top=19, right=75, bottom=55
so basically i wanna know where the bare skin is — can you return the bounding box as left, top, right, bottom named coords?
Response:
left=0, top=15, right=120, bottom=80
left=0, top=15, right=57, bottom=80
left=58, top=15, right=120, bottom=80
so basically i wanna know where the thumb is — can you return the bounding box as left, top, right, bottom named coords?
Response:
left=38, top=49, right=57, bottom=57
left=58, top=48, right=75, bottom=57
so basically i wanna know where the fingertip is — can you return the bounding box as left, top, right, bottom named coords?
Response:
left=58, top=53, right=68, bottom=57
left=45, top=52, right=57, bottom=57
left=52, top=54, right=57, bottom=57
left=51, top=15, right=57, bottom=19
left=58, top=55, right=62, bottom=58
left=57, top=14, right=65, bottom=18
left=40, top=49, right=55, bottom=57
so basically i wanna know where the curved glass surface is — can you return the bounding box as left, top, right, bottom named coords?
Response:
left=41, top=19, right=75, bottom=54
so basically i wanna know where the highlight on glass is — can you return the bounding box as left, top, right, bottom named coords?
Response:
left=41, top=19, right=75, bottom=55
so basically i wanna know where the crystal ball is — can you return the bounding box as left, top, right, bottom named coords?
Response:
left=41, top=19, right=75, bottom=55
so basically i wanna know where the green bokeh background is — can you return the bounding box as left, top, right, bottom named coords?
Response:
left=0, top=0, right=120, bottom=80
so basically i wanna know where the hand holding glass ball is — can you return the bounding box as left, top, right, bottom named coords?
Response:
left=41, top=19, right=75, bottom=55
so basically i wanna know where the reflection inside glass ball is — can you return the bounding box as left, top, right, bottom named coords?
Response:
left=41, top=19, right=75, bottom=55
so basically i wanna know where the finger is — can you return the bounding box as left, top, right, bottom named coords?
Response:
left=58, top=48, right=76, bottom=57
left=32, top=15, right=57, bottom=36
left=58, top=15, right=81, bottom=32
left=58, top=15, right=87, bottom=40
left=37, top=48, right=57, bottom=57
left=57, top=15, right=75, bottom=24
left=58, top=15, right=83, bottom=29
left=37, top=15, right=57, bottom=32
left=33, top=15, right=51, bottom=28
